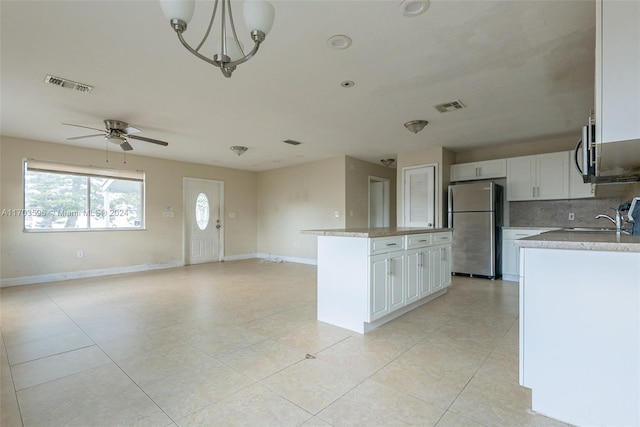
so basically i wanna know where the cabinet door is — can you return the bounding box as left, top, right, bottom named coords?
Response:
left=450, top=163, right=480, bottom=182
left=597, top=0, right=640, bottom=145
left=431, top=247, right=443, bottom=292
left=406, top=249, right=421, bottom=304
left=389, top=252, right=405, bottom=311
left=477, top=159, right=506, bottom=179
left=537, top=152, right=569, bottom=200
left=502, top=238, right=518, bottom=276
left=418, top=249, right=431, bottom=297
left=507, top=156, right=536, bottom=201
left=441, top=245, right=451, bottom=288
left=568, top=150, right=595, bottom=199
left=369, top=254, right=390, bottom=321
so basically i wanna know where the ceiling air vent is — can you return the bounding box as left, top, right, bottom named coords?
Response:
left=44, top=75, right=93, bottom=93
left=283, top=139, right=302, bottom=146
left=434, top=100, right=466, bottom=113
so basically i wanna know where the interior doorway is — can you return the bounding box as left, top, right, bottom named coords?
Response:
left=183, top=178, right=224, bottom=265
left=369, top=176, right=391, bottom=227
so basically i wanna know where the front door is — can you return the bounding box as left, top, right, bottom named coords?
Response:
left=184, top=178, right=223, bottom=265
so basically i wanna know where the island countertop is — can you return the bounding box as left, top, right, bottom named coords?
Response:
left=515, top=230, right=640, bottom=252
left=302, top=227, right=451, bottom=238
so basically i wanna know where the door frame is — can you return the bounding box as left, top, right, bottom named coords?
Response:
left=368, top=175, right=391, bottom=227
left=401, top=163, right=439, bottom=228
left=183, top=177, right=225, bottom=264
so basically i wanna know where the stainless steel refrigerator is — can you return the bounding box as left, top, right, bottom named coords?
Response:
left=448, top=181, right=502, bottom=279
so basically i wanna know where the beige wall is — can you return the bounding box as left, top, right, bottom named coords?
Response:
left=256, top=157, right=346, bottom=261
left=345, top=156, right=397, bottom=228
left=0, top=136, right=257, bottom=281
left=454, top=134, right=577, bottom=163
left=396, top=147, right=454, bottom=228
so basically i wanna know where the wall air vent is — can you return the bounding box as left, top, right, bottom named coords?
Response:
left=434, top=100, right=466, bottom=113
left=44, top=75, right=93, bottom=93
left=283, top=139, right=302, bottom=146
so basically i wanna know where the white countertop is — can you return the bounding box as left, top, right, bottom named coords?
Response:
left=302, top=227, right=451, bottom=238
left=515, top=230, right=640, bottom=252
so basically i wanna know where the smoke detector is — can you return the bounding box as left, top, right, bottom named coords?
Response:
left=434, top=100, right=466, bottom=113
left=44, top=75, right=93, bottom=93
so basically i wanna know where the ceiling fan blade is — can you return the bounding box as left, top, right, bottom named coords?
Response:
left=120, top=141, right=134, bottom=151
left=62, top=123, right=106, bottom=133
left=127, top=134, right=169, bottom=146
left=67, top=134, right=105, bottom=140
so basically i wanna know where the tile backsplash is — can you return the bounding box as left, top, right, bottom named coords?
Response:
left=510, top=198, right=624, bottom=228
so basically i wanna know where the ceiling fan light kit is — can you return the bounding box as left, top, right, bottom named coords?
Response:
left=160, top=0, right=275, bottom=78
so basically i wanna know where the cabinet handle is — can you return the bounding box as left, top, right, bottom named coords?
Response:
left=418, top=239, right=428, bottom=242
left=532, top=187, right=535, bottom=198
left=441, top=248, right=446, bottom=261
left=477, top=167, right=482, bottom=177
left=386, top=243, right=398, bottom=247
left=388, top=259, right=393, bottom=276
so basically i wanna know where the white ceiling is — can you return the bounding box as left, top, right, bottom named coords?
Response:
left=0, top=0, right=595, bottom=171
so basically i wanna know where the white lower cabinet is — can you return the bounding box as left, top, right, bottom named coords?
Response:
left=316, top=231, right=452, bottom=334
left=502, top=229, right=551, bottom=281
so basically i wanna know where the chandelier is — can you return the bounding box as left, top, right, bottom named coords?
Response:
left=160, top=0, right=275, bottom=78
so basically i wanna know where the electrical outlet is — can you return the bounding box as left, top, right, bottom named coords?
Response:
left=568, top=212, right=575, bottom=221
left=76, top=250, right=84, bottom=258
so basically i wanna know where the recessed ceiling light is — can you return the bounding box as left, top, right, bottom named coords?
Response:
left=341, top=80, right=355, bottom=88
left=327, top=35, right=352, bottom=50
left=402, top=0, right=430, bottom=17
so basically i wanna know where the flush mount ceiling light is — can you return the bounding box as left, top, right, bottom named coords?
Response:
left=160, top=0, right=275, bottom=78
left=404, top=120, right=429, bottom=134
left=380, top=159, right=395, bottom=167
left=327, top=34, right=352, bottom=50
left=402, top=0, right=430, bottom=17
left=230, top=145, right=248, bottom=156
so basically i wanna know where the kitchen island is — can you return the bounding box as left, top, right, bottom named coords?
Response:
left=303, top=227, right=452, bottom=333
left=516, top=230, right=640, bottom=426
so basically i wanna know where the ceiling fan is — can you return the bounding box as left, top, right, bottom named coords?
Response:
left=63, top=119, right=169, bottom=151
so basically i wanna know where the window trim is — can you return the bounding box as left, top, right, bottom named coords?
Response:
left=23, top=159, right=146, bottom=233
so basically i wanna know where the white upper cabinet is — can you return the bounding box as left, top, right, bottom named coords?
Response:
left=595, top=0, right=640, bottom=145
left=506, top=152, right=569, bottom=201
left=450, top=159, right=506, bottom=182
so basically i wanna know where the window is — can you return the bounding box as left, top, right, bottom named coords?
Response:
left=23, top=160, right=145, bottom=231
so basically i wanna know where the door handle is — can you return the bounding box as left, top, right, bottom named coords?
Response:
left=216, top=224, right=222, bottom=229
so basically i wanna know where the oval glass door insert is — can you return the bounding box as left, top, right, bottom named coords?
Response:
left=195, top=192, right=210, bottom=230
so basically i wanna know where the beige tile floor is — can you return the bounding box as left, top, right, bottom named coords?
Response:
left=0, top=259, right=568, bottom=426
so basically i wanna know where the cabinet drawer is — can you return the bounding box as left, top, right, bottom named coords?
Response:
left=370, top=236, right=404, bottom=254
left=406, top=233, right=432, bottom=249
left=430, top=232, right=452, bottom=245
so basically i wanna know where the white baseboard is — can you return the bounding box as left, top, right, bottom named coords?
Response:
left=0, top=261, right=184, bottom=288
left=256, top=253, right=317, bottom=266
left=502, top=274, right=519, bottom=282
left=223, top=253, right=258, bottom=261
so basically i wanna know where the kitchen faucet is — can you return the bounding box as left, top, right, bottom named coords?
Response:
left=595, top=207, right=627, bottom=234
